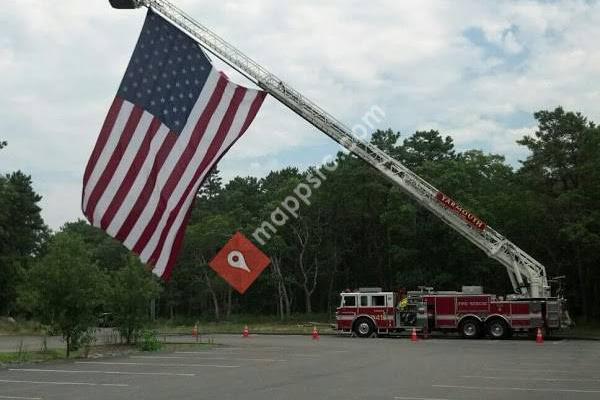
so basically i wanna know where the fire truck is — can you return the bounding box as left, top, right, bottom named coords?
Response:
left=336, top=286, right=568, bottom=339
left=112, top=0, right=573, bottom=338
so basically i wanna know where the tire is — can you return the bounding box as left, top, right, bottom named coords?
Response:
left=353, top=318, right=375, bottom=338
left=486, top=318, right=510, bottom=339
left=459, top=318, right=482, bottom=339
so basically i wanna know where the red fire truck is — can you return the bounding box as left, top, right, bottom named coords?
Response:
left=336, top=286, right=569, bottom=339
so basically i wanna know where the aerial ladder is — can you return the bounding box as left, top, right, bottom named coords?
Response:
left=110, top=0, right=563, bottom=303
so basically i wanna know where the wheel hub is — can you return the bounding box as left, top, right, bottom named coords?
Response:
left=464, top=323, right=477, bottom=336
left=358, top=322, right=370, bottom=335
left=490, top=322, right=504, bottom=337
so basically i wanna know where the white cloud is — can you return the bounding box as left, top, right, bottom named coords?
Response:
left=2, top=0, right=600, bottom=228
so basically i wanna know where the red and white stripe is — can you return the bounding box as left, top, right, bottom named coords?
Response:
left=82, top=69, right=266, bottom=279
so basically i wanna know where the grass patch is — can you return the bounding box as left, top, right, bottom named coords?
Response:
left=0, top=319, right=44, bottom=335
left=0, top=341, right=217, bottom=367
left=155, top=314, right=334, bottom=336
left=0, top=348, right=66, bottom=364
left=0, top=342, right=137, bottom=366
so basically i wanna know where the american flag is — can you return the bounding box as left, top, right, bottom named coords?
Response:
left=82, top=9, right=266, bottom=279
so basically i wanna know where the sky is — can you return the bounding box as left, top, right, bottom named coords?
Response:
left=1, top=0, right=600, bottom=230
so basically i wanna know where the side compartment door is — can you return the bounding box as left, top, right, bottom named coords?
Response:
left=386, top=293, right=395, bottom=329
left=435, top=296, right=457, bottom=329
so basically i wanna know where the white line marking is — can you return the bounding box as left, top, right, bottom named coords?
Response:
left=433, top=384, right=600, bottom=394
left=491, top=361, right=600, bottom=369
left=289, top=354, right=320, bottom=358
left=0, top=396, right=42, bottom=400
left=75, top=361, right=240, bottom=368
left=9, top=368, right=195, bottom=377
left=174, top=350, right=238, bottom=354
left=131, top=355, right=286, bottom=362
left=175, top=347, right=284, bottom=352
left=208, top=347, right=243, bottom=351
left=0, top=379, right=127, bottom=387
left=483, top=367, right=592, bottom=374
left=394, top=397, right=449, bottom=400
left=462, top=375, right=600, bottom=383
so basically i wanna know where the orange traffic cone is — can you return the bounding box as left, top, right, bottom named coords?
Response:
left=242, top=325, right=249, bottom=338
left=192, top=324, right=199, bottom=342
left=312, top=326, right=320, bottom=340
left=411, top=327, right=418, bottom=342
left=536, top=327, right=544, bottom=344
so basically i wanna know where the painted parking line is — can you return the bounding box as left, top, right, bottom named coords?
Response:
left=0, top=379, right=127, bottom=387
left=175, top=347, right=285, bottom=353
left=75, top=361, right=240, bottom=368
left=9, top=368, right=195, bottom=377
left=482, top=367, right=594, bottom=374
left=0, top=396, right=42, bottom=400
left=432, top=384, right=600, bottom=394
left=132, top=355, right=286, bottom=362
left=394, top=397, right=450, bottom=400
left=190, top=348, right=241, bottom=351
left=288, top=354, right=320, bottom=358
left=489, top=362, right=600, bottom=369
left=461, top=375, right=600, bottom=383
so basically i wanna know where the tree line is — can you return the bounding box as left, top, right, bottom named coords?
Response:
left=1, top=107, right=599, bottom=339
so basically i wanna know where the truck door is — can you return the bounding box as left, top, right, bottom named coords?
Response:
left=337, top=294, right=357, bottom=331
left=370, top=294, right=387, bottom=329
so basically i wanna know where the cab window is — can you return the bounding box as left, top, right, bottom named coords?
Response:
left=343, top=295, right=356, bottom=307
left=372, top=295, right=385, bottom=306
left=360, top=295, right=368, bottom=306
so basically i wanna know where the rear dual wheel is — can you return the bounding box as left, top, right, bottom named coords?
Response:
left=486, top=319, right=510, bottom=339
left=458, top=318, right=482, bottom=339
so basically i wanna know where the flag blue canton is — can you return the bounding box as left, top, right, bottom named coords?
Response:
left=117, top=9, right=212, bottom=134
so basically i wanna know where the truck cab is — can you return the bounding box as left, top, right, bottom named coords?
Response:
left=336, top=288, right=428, bottom=337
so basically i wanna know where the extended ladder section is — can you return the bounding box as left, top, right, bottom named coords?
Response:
left=132, top=0, right=550, bottom=298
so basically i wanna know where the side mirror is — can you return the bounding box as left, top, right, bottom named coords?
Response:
left=109, top=0, right=141, bottom=9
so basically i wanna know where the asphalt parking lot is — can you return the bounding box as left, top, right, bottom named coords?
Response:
left=1, top=334, right=600, bottom=400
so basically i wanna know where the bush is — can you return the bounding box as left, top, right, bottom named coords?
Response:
left=108, top=256, right=161, bottom=344
left=17, top=233, right=108, bottom=357
left=137, top=329, right=161, bottom=352
left=77, top=329, right=97, bottom=358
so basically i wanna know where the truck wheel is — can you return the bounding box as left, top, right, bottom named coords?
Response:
left=486, top=319, right=509, bottom=339
left=353, top=318, right=375, bottom=338
left=459, top=318, right=481, bottom=339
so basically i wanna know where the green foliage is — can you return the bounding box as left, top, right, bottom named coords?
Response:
left=3, top=107, right=600, bottom=327
left=517, top=107, right=600, bottom=319
left=0, top=171, right=49, bottom=315
left=402, top=129, right=455, bottom=167
left=136, top=329, right=162, bottom=351
left=164, top=114, right=600, bottom=320
left=0, top=348, right=67, bottom=364
left=60, top=220, right=129, bottom=272
left=18, top=232, right=107, bottom=356
left=107, top=256, right=161, bottom=344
